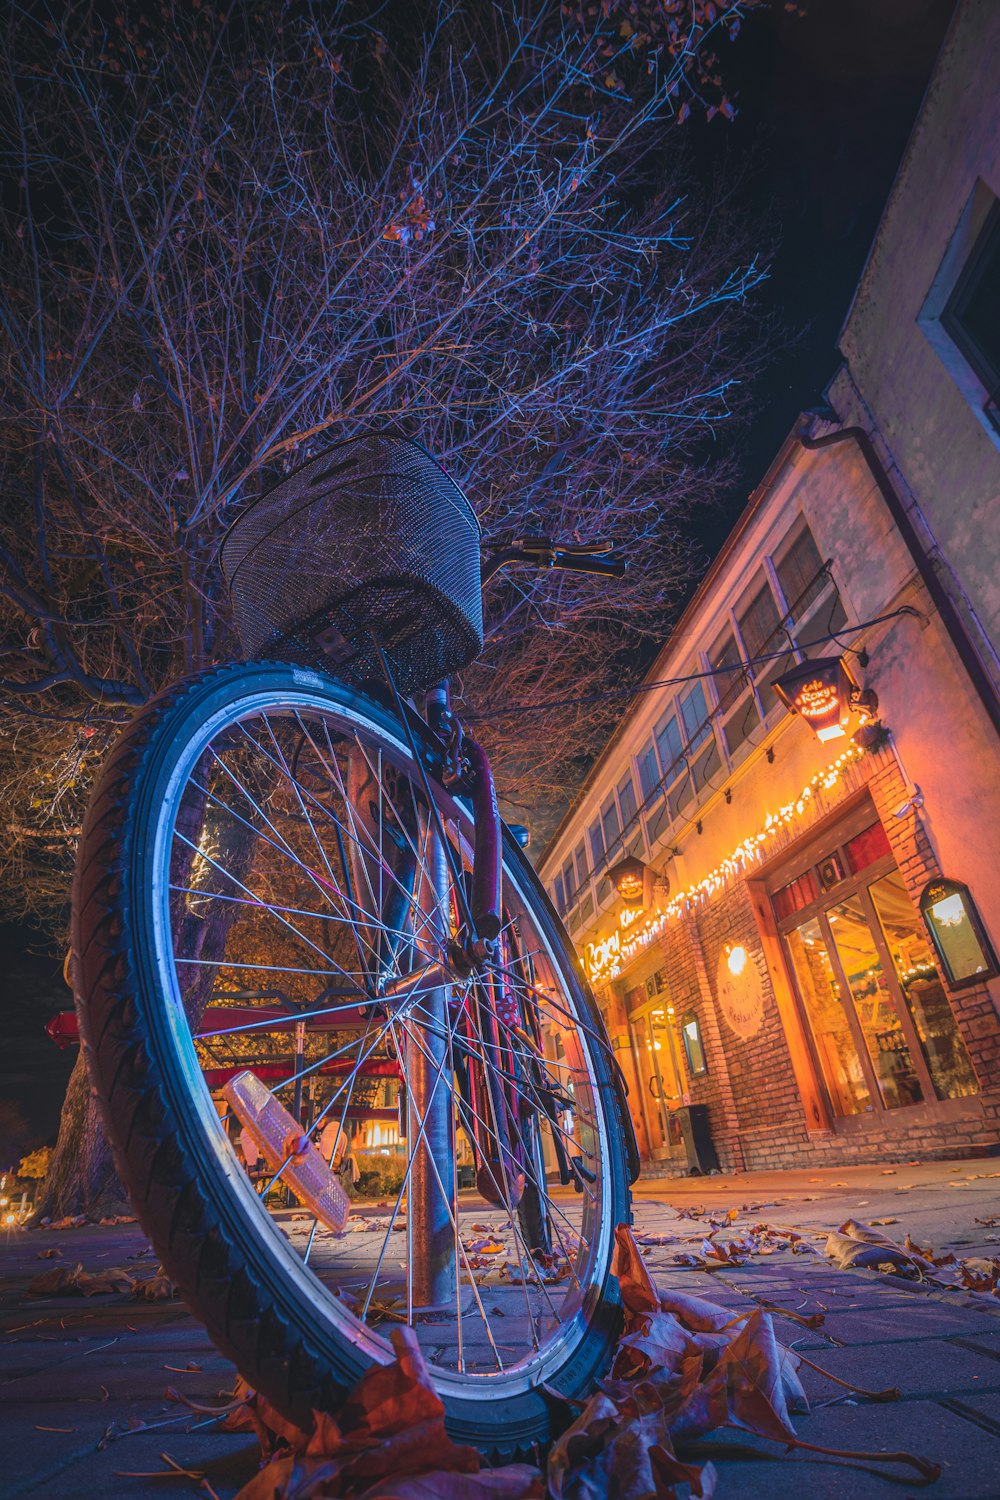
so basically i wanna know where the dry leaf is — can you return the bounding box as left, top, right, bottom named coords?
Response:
left=133, top=1271, right=177, bottom=1300
left=27, top=1263, right=134, bottom=1298
left=612, top=1224, right=660, bottom=1316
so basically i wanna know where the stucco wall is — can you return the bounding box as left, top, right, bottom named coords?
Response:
left=836, top=0, right=1000, bottom=657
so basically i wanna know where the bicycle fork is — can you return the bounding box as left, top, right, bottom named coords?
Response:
left=406, top=684, right=458, bottom=1310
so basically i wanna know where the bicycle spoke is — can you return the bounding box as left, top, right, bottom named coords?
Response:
left=147, top=696, right=616, bottom=1385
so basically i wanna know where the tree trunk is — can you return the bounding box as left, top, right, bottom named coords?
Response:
left=39, top=750, right=268, bottom=1221
left=35, top=1051, right=130, bottom=1221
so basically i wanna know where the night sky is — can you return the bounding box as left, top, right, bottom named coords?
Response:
left=0, top=0, right=960, bottom=1154
left=688, top=0, right=957, bottom=542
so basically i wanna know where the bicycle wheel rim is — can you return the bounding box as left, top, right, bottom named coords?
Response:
left=126, top=669, right=619, bottom=1403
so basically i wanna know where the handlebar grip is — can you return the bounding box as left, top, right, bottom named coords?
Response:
left=552, top=553, right=627, bottom=579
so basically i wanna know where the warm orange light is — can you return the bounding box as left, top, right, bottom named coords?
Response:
left=726, top=943, right=748, bottom=976
left=609, top=854, right=646, bottom=905
left=774, top=657, right=856, bottom=742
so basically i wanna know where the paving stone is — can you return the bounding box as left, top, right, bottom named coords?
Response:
left=1, top=1347, right=236, bottom=1404
left=5, top=1166, right=1000, bottom=1496
left=6, top=1425, right=258, bottom=1500
left=953, top=1327, right=1000, bottom=1361
left=798, top=1339, right=1000, bottom=1399
left=942, top=1391, right=1000, bottom=1437
left=697, top=1399, right=1000, bottom=1499
left=786, top=1303, right=1000, bottom=1349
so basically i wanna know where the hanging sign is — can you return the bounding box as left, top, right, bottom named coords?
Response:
left=716, top=945, right=765, bottom=1039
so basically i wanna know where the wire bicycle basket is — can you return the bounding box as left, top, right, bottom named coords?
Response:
left=220, top=433, right=483, bottom=696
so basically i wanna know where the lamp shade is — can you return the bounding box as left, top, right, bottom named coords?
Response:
left=609, top=854, right=646, bottom=904
left=773, top=656, right=857, bottom=742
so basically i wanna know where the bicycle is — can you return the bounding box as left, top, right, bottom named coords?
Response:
left=72, top=433, right=639, bottom=1455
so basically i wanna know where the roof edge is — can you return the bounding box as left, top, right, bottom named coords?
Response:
left=540, top=423, right=807, bottom=868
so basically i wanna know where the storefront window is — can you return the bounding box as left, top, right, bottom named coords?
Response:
left=773, top=805, right=980, bottom=1123
left=827, top=894, right=924, bottom=1110
left=786, top=918, right=871, bottom=1116
left=869, top=871, right=978, bottom=1100
left=681, top=1013, right=707, bottom=1075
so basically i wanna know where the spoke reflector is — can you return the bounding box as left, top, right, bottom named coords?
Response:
left=224, top=1070, right=350, bottom=1233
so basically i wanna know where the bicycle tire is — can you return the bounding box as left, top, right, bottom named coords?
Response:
left=73, top=662, right=631, bottom=1456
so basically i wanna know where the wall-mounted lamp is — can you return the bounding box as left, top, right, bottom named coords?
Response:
left=725, top=942, right=748, bottom=977
left=609, top=853, right=646, bottom=905
left=773, top=655, right=878, bottom=743
left=919, top=877, right=998, bottom=988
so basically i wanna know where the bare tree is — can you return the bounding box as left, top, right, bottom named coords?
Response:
left=1, top=0, right=770, bottom=1214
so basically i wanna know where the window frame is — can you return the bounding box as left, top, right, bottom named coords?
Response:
left=940, top=198, right=1000, bottom=428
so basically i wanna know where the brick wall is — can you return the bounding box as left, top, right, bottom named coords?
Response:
left=620, top=740, right=1000, bottom=1174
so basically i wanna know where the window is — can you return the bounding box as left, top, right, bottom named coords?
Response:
left=681, top=1013, right=708, bottom=1076
left=588, top=818, right=605, bottom=869
left=573, top=841, right=588, bottom=890
left=738, top=575, right=793, bottom=713
left=844, top=821, right=892, bottom=875
left=553, top=873, right=565, bottom=913
left=654, top=712, right=683, bottom=782
left=616, top=771, right=643, bottom=855
left=775, top=523, right=848, bottom=657
left=679, top=682, right=711, bottom=750
left=772, top=812, right=978, bottom=1121
left=562, top=856, right=577, bottom=905
left=652, top=708, right=692, bottom=821
left=600, top=793, right=620, bottom=853
left=710, top=630, right=744, bottom=715
left=617, top=771, right=638, bottom=829
left=941, top=199, right=1000, bottom=431
left=738, top=580, right=783, bottom=661
left=711, top=627, right=759, bottom=756
left=772, top=870, right=820, bottom=923
left=637, top=739, right=660, bottom=801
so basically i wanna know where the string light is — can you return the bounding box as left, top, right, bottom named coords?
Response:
left=585, top=743, right=865, bottom=984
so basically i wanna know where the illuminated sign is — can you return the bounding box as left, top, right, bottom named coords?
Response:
left=585, top=930, right=620, bottom=980
left=619, top=905, right=644, bottom=930
left=774, top=656, right=860, bottom=743
left=609, top=854, right=645, bottom=903
left=919, top=877, right=999, bottom=988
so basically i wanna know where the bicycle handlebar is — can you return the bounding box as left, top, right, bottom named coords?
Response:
left=481, top=536, right=628, bottom=585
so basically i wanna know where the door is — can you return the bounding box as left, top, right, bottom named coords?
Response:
left=629, top=999, right=688, bottom=1161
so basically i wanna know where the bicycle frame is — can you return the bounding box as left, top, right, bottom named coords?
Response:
left=371, top=661, right=638, bottom=1305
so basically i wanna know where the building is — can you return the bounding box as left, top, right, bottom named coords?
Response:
left=539, top=0, right=1000, bottom=1171
left=832, top=0, right=1000, bottom=702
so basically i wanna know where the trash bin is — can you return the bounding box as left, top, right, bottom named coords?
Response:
left=674, top=1104, right=719, bottom=1175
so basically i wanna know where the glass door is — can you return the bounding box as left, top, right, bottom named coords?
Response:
left=826, top=894, right=926, bottom=1110
left=785, top=916, right=872, bottom=1116
left=629, top=1000, right=688, bottom=1161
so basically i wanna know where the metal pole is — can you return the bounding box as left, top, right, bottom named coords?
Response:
left=292, top=1020, right=306, bottom=1123
left=407, top=684, right=457, bottom=1310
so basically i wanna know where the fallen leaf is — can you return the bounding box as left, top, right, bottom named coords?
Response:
left=27, top=1263, right=135, bottom=1298
left=133, top=1271, right=176, bottom=1300
left=611, top=1224, right=660, bottom=1316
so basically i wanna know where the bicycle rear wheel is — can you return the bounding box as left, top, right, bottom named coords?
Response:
left=73, top=662, right=631, bottom=1454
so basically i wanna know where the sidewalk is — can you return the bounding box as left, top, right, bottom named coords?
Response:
left=1, top=1159, right=998, bottom=1498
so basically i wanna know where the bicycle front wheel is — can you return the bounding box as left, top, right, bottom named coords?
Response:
left=73, top=662, right=632, bottom=1455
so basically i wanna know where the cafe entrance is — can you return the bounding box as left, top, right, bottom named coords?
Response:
left=770, top=803, right=978, bottom=1124
left=626, top=967, right=689, bottom=1164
